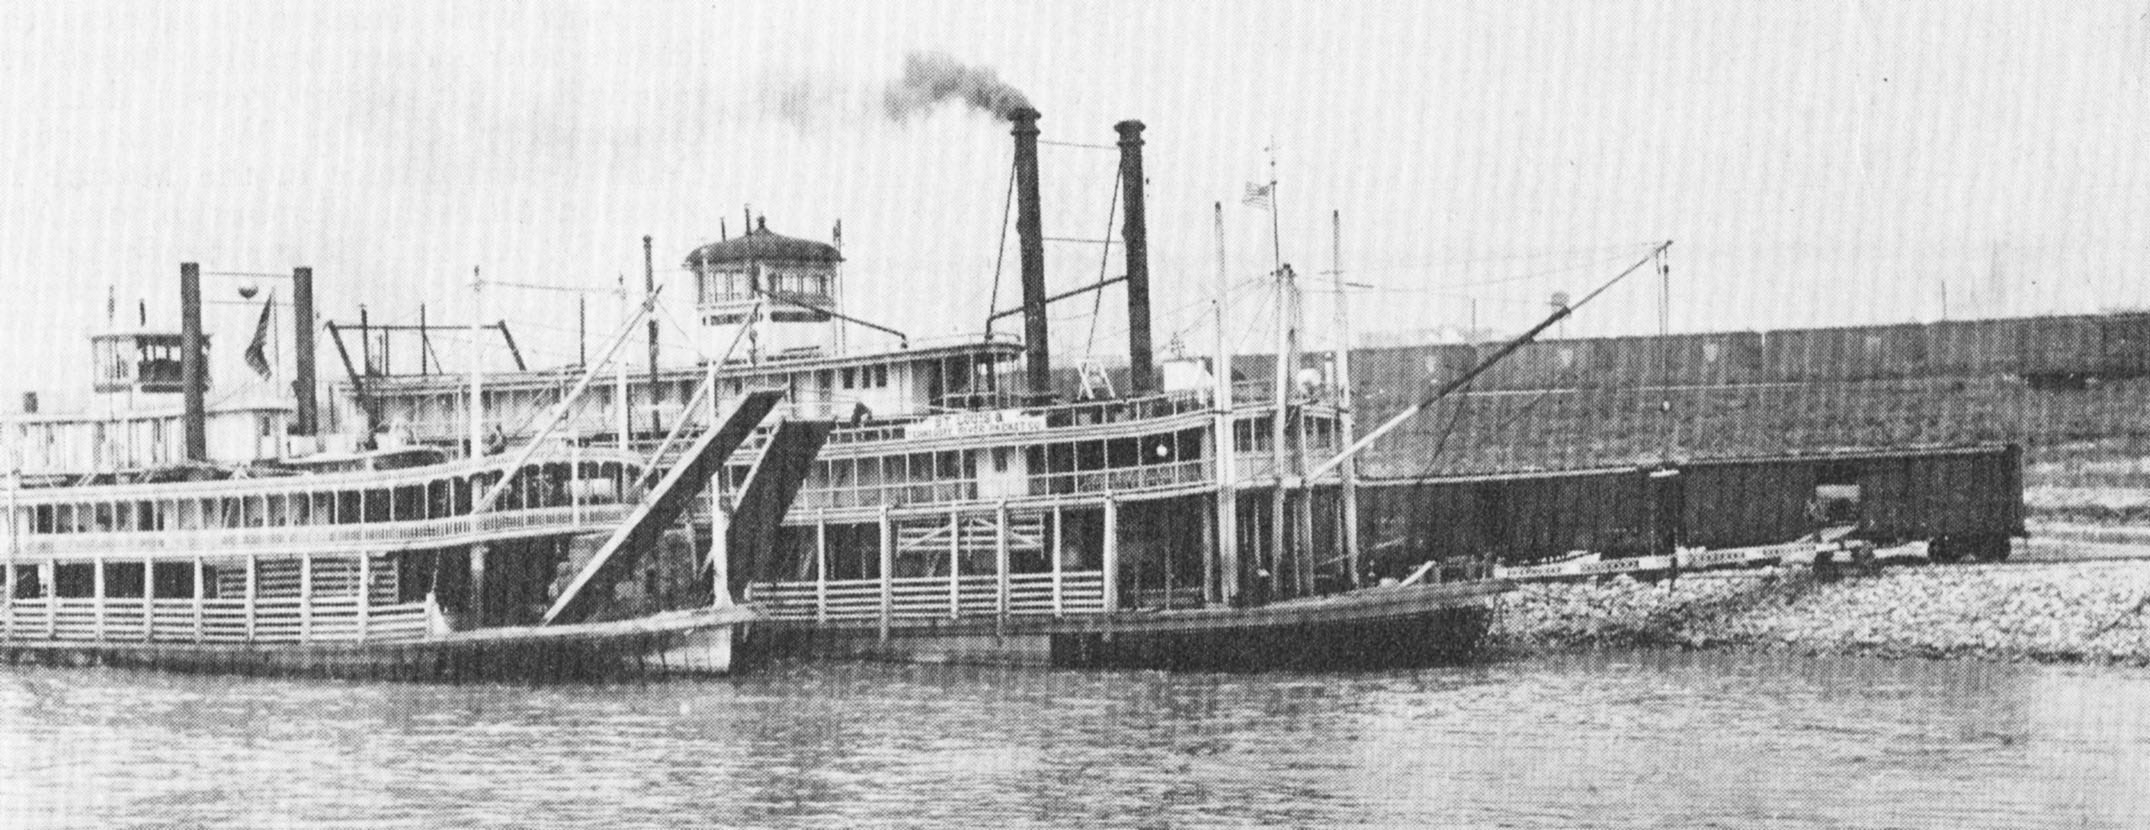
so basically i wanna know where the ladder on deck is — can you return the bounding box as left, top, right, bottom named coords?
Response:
left=541, top=390, right=786, bottom=625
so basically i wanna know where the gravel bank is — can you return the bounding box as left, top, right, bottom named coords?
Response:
left=1493, top=560, right=2150, bottom=664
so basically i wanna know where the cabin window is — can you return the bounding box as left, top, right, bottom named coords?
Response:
left=1076, top=441, right=1105, bottom=472
left=152, top=562, right=196, bottom=598
left=31, top=506, right=52, bottom=534
left=53, top=564, right=93, bottom=598
left=873, top=366, right=889, bottom=387
left=392, top=485, right=422, bottom=521
left=10, top=565, right=42, bottom=599
left=103, top=562, right=145, bottom=598
left=1107, top=438, right=1138, bottom=468
left=337, top=490, right=362, bottom=525
left=842, top=368, right=856, bottom=389
left=992, top=447, right=1009, bottom=473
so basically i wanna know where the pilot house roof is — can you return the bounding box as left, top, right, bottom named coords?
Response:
left=683, top=218, right=843, bottom=267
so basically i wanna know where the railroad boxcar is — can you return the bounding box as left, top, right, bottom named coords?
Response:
left=1763, top=323, right=1929, bottom=383
left=1357, top=466, right=1662, bottom=570
left=1358, top=444, right=2022, bottom=568
left=2097, top=312, right=2150, bottom=378
left=1588, top=331, right=1764, bottom=388
left=2015, top=314, right=2105, bottom=386
left=1459, top=339, right=1594, bottom=391
left=1924, top=317, right=2018, bottom=378
left=1677, top=444, right=2021, bottom=560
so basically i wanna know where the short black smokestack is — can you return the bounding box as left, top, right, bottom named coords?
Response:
left=180, top=262, right=207, bottom=462
left=883, top=51, right=1032, bottom=121
left=292, top=266, right=317, bottom=435
left=1010, top=107, right=1050, bottom=397
left=1116, top=120, right=1153, bottom=394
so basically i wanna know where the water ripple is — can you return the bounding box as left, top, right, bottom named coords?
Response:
left=3, top=652, right=2149, bottom=828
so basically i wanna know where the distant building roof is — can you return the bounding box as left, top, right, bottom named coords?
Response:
left=684, top=217, right=842, bottom=267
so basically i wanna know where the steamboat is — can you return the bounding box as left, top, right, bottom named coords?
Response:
left=332, top=111, right=1505, bottom=670
left=0, top=265, right=822, bottom=678
left=1, top=110, right=1508, bottom=677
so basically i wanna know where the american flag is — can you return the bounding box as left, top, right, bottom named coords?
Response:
left=243, top=291, right=274, bottom=379
left=1242, top=181, right=1273, bottom=210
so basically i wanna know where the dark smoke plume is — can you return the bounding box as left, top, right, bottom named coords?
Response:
left=882, top=51, right=1032, bottom=122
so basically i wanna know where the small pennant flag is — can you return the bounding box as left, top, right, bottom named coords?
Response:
left=1242, top=181, right=1274, bottom=210
left=243, top=291, right=274, bottom=379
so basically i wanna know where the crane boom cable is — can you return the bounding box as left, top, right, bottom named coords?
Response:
left=1306, top=240, right=1672, bottom=480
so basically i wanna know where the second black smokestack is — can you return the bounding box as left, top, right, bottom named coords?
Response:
left=292, top=266, right=317, bottom=436
left=1116, top=120, right=1153, bottom=394
left=180, top=262, right=207, bottom=462
left=1011, top=107, right=1050, bottom=397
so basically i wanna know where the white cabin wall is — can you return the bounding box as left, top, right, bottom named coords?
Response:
left=975, top=446, right=1027, bottom=499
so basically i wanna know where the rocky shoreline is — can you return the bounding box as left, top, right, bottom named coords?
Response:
left=1491, top=559, right=2150, bottom=665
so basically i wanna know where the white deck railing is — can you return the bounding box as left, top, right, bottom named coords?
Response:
left=0, top=596, right=434, bottom=646
left=748, top=570, right=1106, bottom=623
left=16, top=504, right=634, bottom=560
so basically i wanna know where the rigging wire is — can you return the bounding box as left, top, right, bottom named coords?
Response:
left=982, top=159, right=1017, bottom=334
left=1080, top=174, right=1122, bottom=361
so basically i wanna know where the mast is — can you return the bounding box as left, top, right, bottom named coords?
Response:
left=1211, top=202, right=1238, bottom=606
left=615, top=274, right=630, bottom=452
left=1269, top=261, right=1291, bottom=599
left=645, top=235, right=661, bottom=438
left=1331, top=210, right=1360, bottom=587
left=468, top=266, right=484, bottom=457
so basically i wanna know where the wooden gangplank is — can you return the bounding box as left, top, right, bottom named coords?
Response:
left=731, top=418, right=836, bottom=584
left=542, top=390, right=782, bottom=625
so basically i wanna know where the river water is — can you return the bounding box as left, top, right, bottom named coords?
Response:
left=3, top=651, right=2147, bottom=829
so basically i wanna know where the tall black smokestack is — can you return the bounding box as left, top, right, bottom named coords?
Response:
left=1011, top=107, right=1050, bottom=397
left=180, top=262, right=207, bottom=462
left=1116, top=120, right=1153, bottom=394
left=292, top=266, right=317, bottom=435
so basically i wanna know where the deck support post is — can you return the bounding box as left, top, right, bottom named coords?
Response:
left=710, top=471, right=731, bottom=608
left=2, top=477, right=13, bottom=643
left=1200, top=502, right=1218, bottom=605
left=994, top=501, right=1011, bottom=629
left=192, top=557, right=205, bottom=644
left=143, top=557, right=155, bottom=641
left=948, top=509, right=961, bottom=620
left=43, top=563, right=56, bottom=639
left=814, top=515, right=829, bottom=624
left=300, top=552, right=314, bottom=645
left=93, top=556, right=105, bottom=642
left=1296, top=488, right=1316, bottom=595
left=1050, top=506, right=1064, bottom=617
left=244, top=556, right=258, bottom=643
left=357, top=552, right=371, bottom=643
left=877, top=506, right=893, bottom=643
left=468, top=544, right=488, bottom=627
left=1103, top=499, right=1120, bottom=615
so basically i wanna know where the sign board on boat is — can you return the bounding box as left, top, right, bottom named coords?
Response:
left=909, top=409, right=1047, bottom=440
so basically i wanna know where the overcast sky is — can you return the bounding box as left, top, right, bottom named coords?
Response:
left=5, top=1, right=2149, bottom=407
